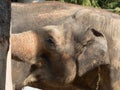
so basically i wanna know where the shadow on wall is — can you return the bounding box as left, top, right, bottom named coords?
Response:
left=12, top=0, right=45, bottom=3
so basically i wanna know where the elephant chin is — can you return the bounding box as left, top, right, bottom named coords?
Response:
left=21, top=53, right=77, bottom=89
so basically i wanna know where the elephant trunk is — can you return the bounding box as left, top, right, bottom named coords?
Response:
left=11, top=31, right=43, bottom=64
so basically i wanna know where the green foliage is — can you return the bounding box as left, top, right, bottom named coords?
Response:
left=82, top=0, right=91, bottom=6
left=82, top=0, right=99, bottom=7
left=56, top=0, right=120, bottom=14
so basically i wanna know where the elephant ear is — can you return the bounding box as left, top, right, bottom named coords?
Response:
left=76, top=28, right=110, bottom=77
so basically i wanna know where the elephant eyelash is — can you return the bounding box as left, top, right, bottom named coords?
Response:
left=46, top=38, right=55, bottom=46
left=45, top=36, right=56, bottom=48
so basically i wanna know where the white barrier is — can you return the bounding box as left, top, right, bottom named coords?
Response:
left=22, top=86, right=41, bottom=90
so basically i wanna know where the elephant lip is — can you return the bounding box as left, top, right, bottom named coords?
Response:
left=27, top=81, right=69, bottom=90
left=26, top=81, right=51, bottom=90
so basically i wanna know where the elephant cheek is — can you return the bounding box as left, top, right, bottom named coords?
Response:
left=65, top=60, right=76, bottom=84
left=53, top=62, right=76, bottom=86
left=61, top=53, right=77, bottom=84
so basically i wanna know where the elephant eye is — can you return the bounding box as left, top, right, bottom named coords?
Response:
left=46, top=37, right=56, bottom=48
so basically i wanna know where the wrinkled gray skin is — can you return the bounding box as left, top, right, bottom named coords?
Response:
left=12, top=1, right=120, bottom=90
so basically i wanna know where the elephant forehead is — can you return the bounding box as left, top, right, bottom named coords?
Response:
left=41, top=25, right=74, bottom=56
left=50, top=29, right=65, bottom=45
left=43, top=25, right=73, bottom=46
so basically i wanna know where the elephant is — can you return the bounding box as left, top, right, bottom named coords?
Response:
left=11, top=1, right=120, bottom=90
left=11, top=1, right=80, bottom=33
left=11, top=2, right=80, bottom=89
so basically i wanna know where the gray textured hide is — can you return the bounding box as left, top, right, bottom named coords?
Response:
left=12, top=1, right=120, bottom=90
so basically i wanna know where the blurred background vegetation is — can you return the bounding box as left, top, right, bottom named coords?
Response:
left=49, top=0, right=120, bottom=14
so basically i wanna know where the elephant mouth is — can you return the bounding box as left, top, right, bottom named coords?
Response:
left=22, top=54, right=76, bottom=89
left=24, top=81, right=69, bottom=90
left=24, top=81, right=47, bottom=89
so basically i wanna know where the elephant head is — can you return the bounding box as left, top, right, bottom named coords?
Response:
left=12, top=25, right=76, bottom=89
left=12, top=26, right=110, bottom=90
